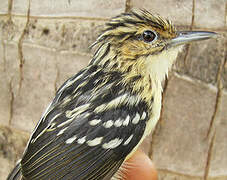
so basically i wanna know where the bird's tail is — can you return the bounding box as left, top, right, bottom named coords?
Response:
left=7, top=160, right=22, bottom=180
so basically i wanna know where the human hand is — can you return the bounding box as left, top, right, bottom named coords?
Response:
left=122, top=149, right=158, bottom=180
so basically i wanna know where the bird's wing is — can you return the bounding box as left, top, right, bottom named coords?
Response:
left=20, top=65, right=149, bottom=180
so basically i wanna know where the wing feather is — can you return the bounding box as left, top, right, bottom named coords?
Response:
left=20, top=66, right=150, bottom=179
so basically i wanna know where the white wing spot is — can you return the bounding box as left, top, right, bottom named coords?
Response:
left=141, top=111, right=146, bottom=120
left=123, top=115, right=130, bottom=126
left=65, top=135, right=77, bottom=144
left=77, top=136, right=86, bottom=144
left=132, top=113, right=140, bottom=124
left=65, top=104, right=90, bottom=118
left=123, top=135, right=133, bottom=145
left=50, top=113, right=61, bottom=123
left=57, top=127, right=68, bottom=136
left=57, top=117, right=73, bottom=128
left=114, top=119, right=122, bottom=127
left=87, top=137, right=103, bottom=146
left=94, top=94, right=128, bottom=113
left=103, top=120, right=114, bottom=128
left=127, top=95, right=141, bottom=106
left=89, top=119, right=101, bottom=126
left=102, top=138, right=123, bottom=149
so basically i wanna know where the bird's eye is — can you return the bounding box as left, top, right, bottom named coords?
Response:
left=142, top=30, right=157, bottom=43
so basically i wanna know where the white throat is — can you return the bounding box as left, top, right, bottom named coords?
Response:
left=146, top=46, right=183, bottom=84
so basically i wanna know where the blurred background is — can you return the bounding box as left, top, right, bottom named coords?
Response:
left=0, top=0, right=226, bottom=179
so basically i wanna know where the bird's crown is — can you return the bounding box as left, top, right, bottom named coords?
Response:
left=92, top=9, right=177, bottom=62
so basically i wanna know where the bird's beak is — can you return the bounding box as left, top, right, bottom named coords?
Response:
left=170, top=31, right=217, bottom=47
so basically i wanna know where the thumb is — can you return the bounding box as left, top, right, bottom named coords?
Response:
left=123, top=149, right=158, bottom=180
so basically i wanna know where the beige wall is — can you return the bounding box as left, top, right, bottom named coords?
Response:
left=0, top=0, right=226, bottom=179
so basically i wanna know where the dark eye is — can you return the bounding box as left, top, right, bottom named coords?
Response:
left=142, top=30, right=156, bottom=43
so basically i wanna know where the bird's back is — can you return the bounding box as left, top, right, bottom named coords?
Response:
left=13, top=65, right=149, bottom=179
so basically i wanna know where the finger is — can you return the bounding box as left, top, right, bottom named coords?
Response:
left=123, top=149, right=158, bottom=180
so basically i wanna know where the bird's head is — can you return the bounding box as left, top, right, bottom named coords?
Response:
left=91, top=9, right=216, bottom=96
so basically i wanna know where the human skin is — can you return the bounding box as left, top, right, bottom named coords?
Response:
left=124, top=149, right=158, bottom=180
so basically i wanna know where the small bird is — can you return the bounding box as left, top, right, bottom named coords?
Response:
left=8, top=9, right=216, bottom=180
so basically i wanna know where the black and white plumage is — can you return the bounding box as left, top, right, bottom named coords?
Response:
left=19, top=65, right=149, bottom=179
left=7, top=8, right=216, bottom=180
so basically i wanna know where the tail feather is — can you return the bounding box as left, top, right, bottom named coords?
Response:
left=7, top=160, right=22, bottom=180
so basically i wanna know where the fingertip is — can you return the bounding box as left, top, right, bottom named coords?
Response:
left=124, top=149, right=158, bottom=180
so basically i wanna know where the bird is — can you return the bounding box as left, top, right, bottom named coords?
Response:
left=7, top=9, right=216, bottom=180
